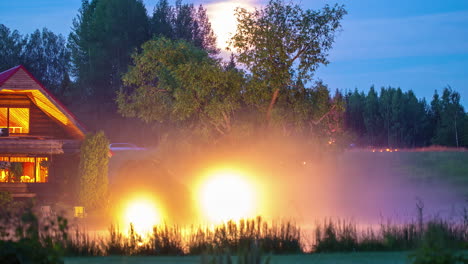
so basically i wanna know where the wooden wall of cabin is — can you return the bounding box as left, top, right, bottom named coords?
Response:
left=28, top=153, right=80, bottom=203
left=54, top=153, right=79, bottom=203
left=29, top=103, right=71, bottom=139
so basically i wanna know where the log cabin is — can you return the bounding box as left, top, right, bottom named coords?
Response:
left=0, top=65, right=86, bottom=201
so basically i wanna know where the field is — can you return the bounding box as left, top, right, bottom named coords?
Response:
left=395, top=150, right=468, bottom=193
left=64, top=252, right=411, bottom=264
left=341, top=150, right=468, bottom=195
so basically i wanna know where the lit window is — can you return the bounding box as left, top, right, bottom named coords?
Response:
left=0, top=156, right=48, bottom=183
left=0, top=108, right=7, bottom=128
left=0, top=107, right=30, bottom=134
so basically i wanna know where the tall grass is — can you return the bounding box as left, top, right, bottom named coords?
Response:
left=102, top=224, right=185, bottom=255
left=313, top=217, right=467, bottom=252
left=1, top=191, right=467, bottom=257
left=188, top=217, right=301, bottom=255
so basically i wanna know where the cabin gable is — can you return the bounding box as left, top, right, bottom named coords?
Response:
left=0, top=66, right=85, bottom=140
left=0, top=93, right=71, bottom=139
left=0, top=66, right=85, bottom=194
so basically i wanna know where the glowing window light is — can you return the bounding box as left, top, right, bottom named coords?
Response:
left=0, top=107, right=30, bottom=133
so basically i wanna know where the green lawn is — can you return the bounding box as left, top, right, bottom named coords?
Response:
left=65, top=252, right=410, bottom=264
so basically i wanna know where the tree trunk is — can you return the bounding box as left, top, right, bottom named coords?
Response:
left=266, top=89, right=280, bottom=124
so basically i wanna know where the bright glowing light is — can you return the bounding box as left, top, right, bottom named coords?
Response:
left=205, top=0, right=257, bottom=50
left=123, top=198, right=162, bottom=234
left=199, top=169, right=256, bottom=223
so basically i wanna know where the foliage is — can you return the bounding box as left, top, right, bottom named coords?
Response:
left=126, top=0, right=345, bottom=145
left=65, top=229, right=104, bottom=256
left=105, top=224, right=185, bottom=256
left=313, top=216, right=467, bottom=253
left=23, top=28, right=71, bottom=98
left=344, top=86, right=467, bottom=148
left=229, top=0, right=346, bottom=123
left=9, top=162, right=23, bottom=182
left=150, top=0, right=218, bottom=55
left=117, top=37, right=244, bottom=137
left=0, top=24, right=26, bottom=70
left=409, top=221, right=468, bottom=264
left=69, top=0, right=149, bottom=99
left=77, top=131, right=109, bottom=210
left=314, top=219, right=358, bottom=252
left=151, top=0, right=173, bottom=40
left=432, top=86, right=466, bottom=147
left=0, top=193, right=66, bottom=264
left=188, top=217, right=302, bottom=255
left=0, top=25, right=71, bottom=99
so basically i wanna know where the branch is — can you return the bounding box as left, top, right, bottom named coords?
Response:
left=310, top=104, right=336, bottom=125
left=290, top=46, right=306, bottom=63
left=209, top=120, right=226, bottom=135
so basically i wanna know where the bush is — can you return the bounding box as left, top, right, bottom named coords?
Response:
left=0, top=192, right=65, bottom=264
left=77, top=131, right=110, bottom=210
left=409, top=221, right=468, bottom=264
left=314, top=219, right=358, bottom=252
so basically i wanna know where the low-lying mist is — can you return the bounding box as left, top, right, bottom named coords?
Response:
left=108, top=133, right=467, bottom=229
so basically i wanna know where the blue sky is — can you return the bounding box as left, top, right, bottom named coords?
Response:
left=1, top=0, right=467, bottom=108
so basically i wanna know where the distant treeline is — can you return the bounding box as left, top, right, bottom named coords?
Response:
left=0, top=0, right=467, bottom=148
left=344, top=86, right=467, bottom=148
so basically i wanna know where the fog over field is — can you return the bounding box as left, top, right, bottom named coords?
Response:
left=108, top=139, right=467, bottom=230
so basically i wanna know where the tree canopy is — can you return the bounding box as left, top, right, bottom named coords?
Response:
left=118, top=1, right=351, bottom=146
left=117, top=37, right=244, bottom=136
left=229, top=0, right=347, bottom=122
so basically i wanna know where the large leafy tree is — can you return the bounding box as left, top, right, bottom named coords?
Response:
left=69, top=0, right=149, bottom=100
left=117, top=37, right=244, bottom=137
left=229, top=0, right=346, bottom=123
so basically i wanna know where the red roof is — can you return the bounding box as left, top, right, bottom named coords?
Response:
left=0, top=65, right=22, bottom=85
